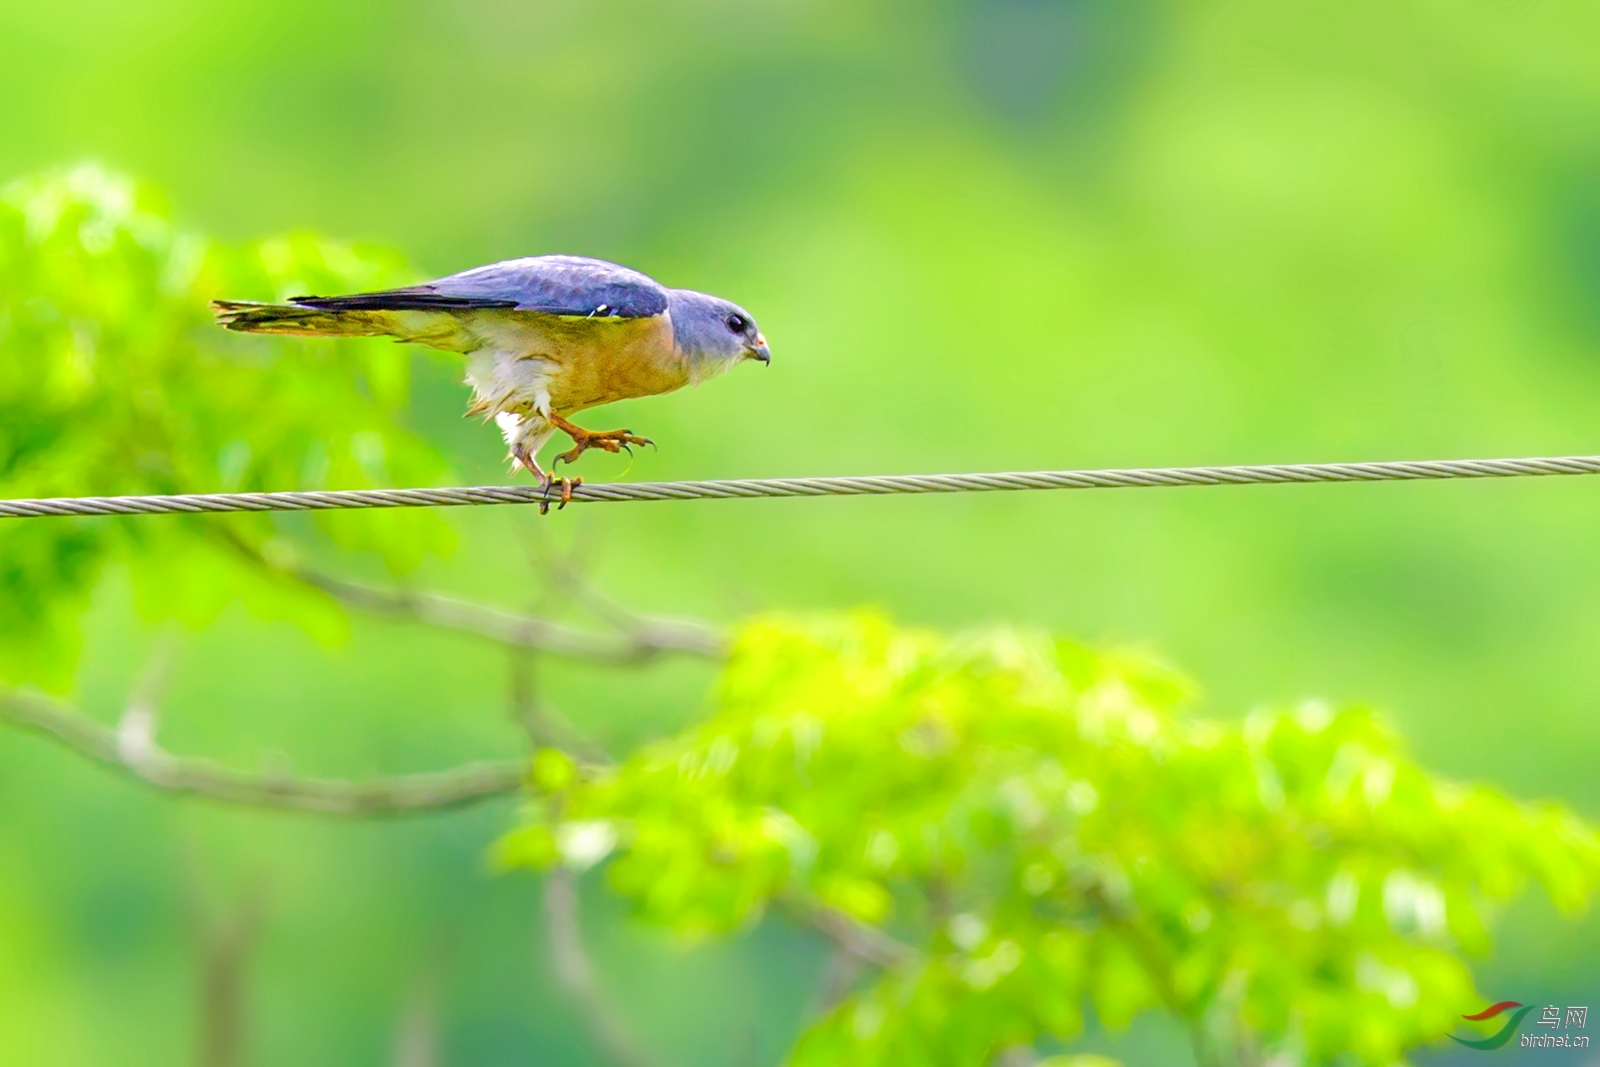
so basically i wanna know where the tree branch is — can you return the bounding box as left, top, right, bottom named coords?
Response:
left=809, top=945, right=867, bottom=1016
left=213, top=527, right=725, bottom=665
left=5, top=681, right=915, bottom=999
left=298, top=568, right=725, bottom=665
left=544, top=869, right=662, bottom=1067
left=539, top=551, right=725, bottom=659
left=186, top=874, right=268, bottom=1067
left=786, top=896, right=917, bottom=969
left=0, top=689, right=523, bottom=817
left=393, top=972, right=441, bottom=1067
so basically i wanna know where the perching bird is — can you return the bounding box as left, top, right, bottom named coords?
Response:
left=213, top=255, right=770, bottom=505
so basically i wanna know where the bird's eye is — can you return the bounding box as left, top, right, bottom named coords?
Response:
left=725, top=314, right=748, bottom=334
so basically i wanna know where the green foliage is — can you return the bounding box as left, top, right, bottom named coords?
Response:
left=6, top=162, right=1598, bottom=1066
left=500, top=613, right=1600, bottom=1066
left=0, top=165, right=452, bottom=687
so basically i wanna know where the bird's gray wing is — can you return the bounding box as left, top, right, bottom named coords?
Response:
left=289, top=255, right=669, bottom=319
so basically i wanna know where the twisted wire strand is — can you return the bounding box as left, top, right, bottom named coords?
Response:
left=2, top=455, right=1599, bottom=519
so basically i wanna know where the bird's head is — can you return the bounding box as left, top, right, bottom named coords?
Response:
left=668, top=289, right=770, bottom=380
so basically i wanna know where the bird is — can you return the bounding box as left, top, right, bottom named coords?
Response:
left=212, top=254, right=770, bottom=507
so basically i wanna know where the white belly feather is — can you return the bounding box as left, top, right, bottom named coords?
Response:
left=453, top=308, right=685, bottom=469
left=464, top=347, right=554, bottom=420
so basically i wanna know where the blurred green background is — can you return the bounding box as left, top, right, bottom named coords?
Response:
left=3, top=0, right=1600, bottom=1064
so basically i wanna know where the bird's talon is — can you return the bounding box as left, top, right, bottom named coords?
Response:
left=547, top=418, right=654, bottom=467
left=534, top=473, right=581, bottom=514
left=560, top=475, right=581, bottom=508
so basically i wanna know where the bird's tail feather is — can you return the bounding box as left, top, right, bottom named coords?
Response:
left=212, top=300, right=397, bottom=338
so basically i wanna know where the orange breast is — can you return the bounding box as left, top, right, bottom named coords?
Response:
left=522, top=313, right=688, bottom=414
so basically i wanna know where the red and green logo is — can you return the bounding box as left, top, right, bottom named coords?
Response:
left=1451, top=1001, right=1535, bottom=1050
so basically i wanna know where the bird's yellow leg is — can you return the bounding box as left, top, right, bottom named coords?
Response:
left=511, top=444, right=581, bottom=513
left=547, top=413, right=655, bottom=468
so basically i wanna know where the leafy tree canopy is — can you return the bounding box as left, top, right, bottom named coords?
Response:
left=0, top=165, right=451, bottom=687
left=4, top=166, right=1597, bottom=1066
left=501, top=613, right=1600, bottom=1066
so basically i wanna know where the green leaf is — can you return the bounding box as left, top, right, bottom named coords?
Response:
left=499, top=612, right=1600, bottom=1066
left=0, top=164, right=455, bottom=687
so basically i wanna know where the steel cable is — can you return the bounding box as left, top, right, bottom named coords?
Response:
left=2, top=454, right=1599, bottom=519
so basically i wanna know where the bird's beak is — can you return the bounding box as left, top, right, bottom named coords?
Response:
left=747, top=333, right=771, bottom=364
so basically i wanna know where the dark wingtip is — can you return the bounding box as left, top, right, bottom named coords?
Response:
left=287, top=289, right=518, bottom=312
left=209, top=298, right=316, bottom=332
left=210, top=299, right=254, bottom=329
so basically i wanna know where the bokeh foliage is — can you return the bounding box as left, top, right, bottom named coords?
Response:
left=0, top=166, right=450, bottom=687
left=502, top=613, right=1600, bottom=1065
left=4, top=164, right=1597, bottom=1064
left=4, top=2, right=1600, bottom=1062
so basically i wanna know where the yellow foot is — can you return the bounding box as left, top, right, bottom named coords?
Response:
left=511, top=446, right=582, bottom=514
left=548, top=414, right=654, bottom=468
left=536, top=472, right=582, bottom=514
